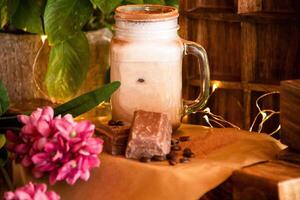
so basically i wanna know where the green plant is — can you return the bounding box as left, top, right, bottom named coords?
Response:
left=0, top=0, right=178, bottom=101
left=0, top=80, right=13, bottom=190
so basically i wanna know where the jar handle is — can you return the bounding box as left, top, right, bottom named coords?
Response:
left=182, top=40, right=210, bottom=115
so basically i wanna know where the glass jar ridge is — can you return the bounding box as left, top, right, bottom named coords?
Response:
left=114, top=4, right=179, bottom=39
left=115, top=4, right=179, bottom=21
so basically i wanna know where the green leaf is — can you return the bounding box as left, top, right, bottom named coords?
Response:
left=124, top=0, right=144, bottom=4
left=45, top=32, right=90, bottom=101
left=54, top=81, right=120, bottom=117
left=0, top=134, right=5, bottom=149
left=0, top=0, right=8, bottom=28
left=0, top=148, right=8, bottom=167
left=0, top=80, right=10, bottom=116
left=122, top=0, right=167, bottom=5
left=144, top=0, right=165, bottom=4
left=44, top=0, right=93, bottom=45
left=92, top=0, right=122, bottom=15
left=165, top=0, right=178, bottom=7
left=0, top=82, right=120, bottom=125
left=10, top=0, right=46, bottom=34
left=8, top=0, right=20, bottom=18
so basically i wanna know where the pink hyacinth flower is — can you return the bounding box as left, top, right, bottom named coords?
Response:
left=3, top=182, right=60, bottom=200
left=18, top=106, right=54, bottom=138
left=7, top=106, right=103, bottom=185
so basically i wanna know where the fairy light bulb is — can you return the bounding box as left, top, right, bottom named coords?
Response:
left=212, top=82, right=219, bottom=93
left=40, top=35, right=47, bottom=43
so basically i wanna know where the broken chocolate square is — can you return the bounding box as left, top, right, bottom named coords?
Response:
left=125, top=110, right=172, bottom=160
left=96, top=122, right=131, bottom=156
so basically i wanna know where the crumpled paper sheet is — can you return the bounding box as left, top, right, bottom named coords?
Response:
left=13, top=124, right=285, bottom=200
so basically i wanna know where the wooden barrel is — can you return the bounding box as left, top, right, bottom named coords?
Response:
left=0, top=29, right=111, bottom=107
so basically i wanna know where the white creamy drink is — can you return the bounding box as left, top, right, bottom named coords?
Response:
left=111, top=45, right=183, bottom=129
left=111, top=5, right=210, bottom=130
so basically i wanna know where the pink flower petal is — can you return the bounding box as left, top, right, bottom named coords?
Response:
left=21, top=124, right=35, bottom=135
left=30, top=108, right=43, bottom=125
left=62, top=114, right=75, bottom=124
left=54, top=119, right=73, bottom=139
left=14, top=190, right=32, bottom=199
left=52, top=151, right=63, bottom=162
left=3, top=191, right=15, bottom=200
left=17, top=114, right=30, bottom=124
left=71, top=142, right=83, bottom=152
left=56, top=160, right=77, bottom=181
left=5, top=130, right=20, bottom=143
left=44, top=142, right=56, bottom=152
left=34, top=183, right=47, bottom=192
left=33, top=138, right=47, bottom=151
left=79, top=149, right=90, bottom=156
left=75, top=121, right=95, bottom=138
left=21, top=182, right=35, bottom=196
left=6, top=143, right=16, bottom=152
left=21, top=155, right=32, bottom=167
left=66, top=170, right=81, bottom=185
left=49, top=171, right=58, bottom=185
left=32, top=169, right=44, bottom=178
left=15, top=144, right=29, bottom=153
left=80, top=170, right=90, bottom=181
left=4, top=182, right=60, bottom=200
left=35, top=163, right=56, bottom=172
left=84, top=138, right=103, bottom=154
left=40, top=106, right=54, bottom=122
left=87, top=156, right=100, bottom=168
left=36, top=120, right=51, bottom=137
left=33, top=189, right=49, bottom=200
left=46, top=191, right=61, bottom=200
left=32, top=153, right=48, bottom=164
left=81, top=156, right=100, bottom=171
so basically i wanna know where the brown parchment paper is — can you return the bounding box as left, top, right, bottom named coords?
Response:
left=13, top=124, right=285, bottom=200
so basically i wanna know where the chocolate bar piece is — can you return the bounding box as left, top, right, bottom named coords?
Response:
left=126, top=110, right=172, bottom=159
left=96, top=122, right=131, bottom=155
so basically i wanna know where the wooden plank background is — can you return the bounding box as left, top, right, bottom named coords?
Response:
left=180, top=0, right=300, bottom=130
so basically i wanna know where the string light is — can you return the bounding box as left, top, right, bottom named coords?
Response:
left=249, top=91, right=280, bottom=134
left=212, top=82, right=219, bottom=93
left=40, top=35, right=47, bottom=43
left=191, top=82, right=280, bottom=135
left=32, top=35, right=51, bottom=100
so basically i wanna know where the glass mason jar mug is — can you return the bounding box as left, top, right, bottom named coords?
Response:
left=111, top=5, right=210, bottom=130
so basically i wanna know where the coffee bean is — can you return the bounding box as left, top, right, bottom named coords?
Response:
left=166, top=152, right=176, bottom=161
left=183, top=152, right=195, bottom=158
left=179, top=157, right=190, bottom=163
left=183, top=147, right=192, bottom=154
left=166, top=153, right=172, bottom=160
left=183, top=148, right=194, bottom=158
left=137, top=78, right=145, bottom=83
left=168, top=159, right=177, bottom=166
left=171, top=138, right=179, bottom=146
left=139, top=156, right=151, bottom=163
left=108, top=120, right=117, bottom=126
left=179, top=136, right=191, bottom=142
left=151, top=155, right=166, bottom=161
left=171, top=145, right=182, bottom=151
left=108, top=120, right=124, bottom=126
left=189, top=153, right=195, bottom=158
left=115, top=120, right=124, bottom=126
